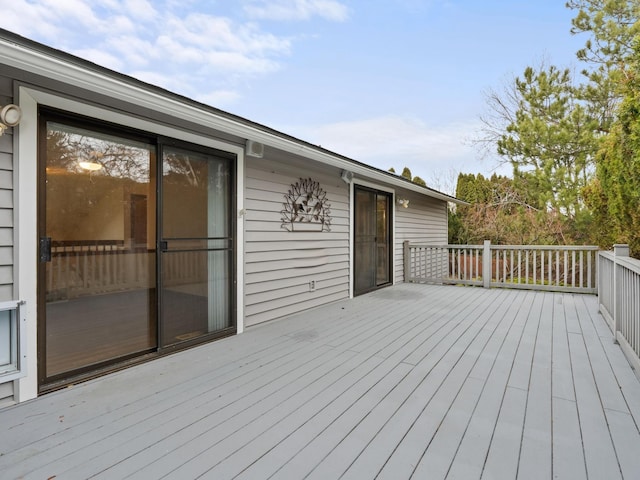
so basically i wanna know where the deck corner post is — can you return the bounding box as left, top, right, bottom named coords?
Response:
left=612, top=244, right=629, bottom=342
left=482, top=240, right=491, bottom=288
left=404, top=240, right=411, bottom=283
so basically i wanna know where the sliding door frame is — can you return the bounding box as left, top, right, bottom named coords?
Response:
left=36, top=108, right=237, bottom=391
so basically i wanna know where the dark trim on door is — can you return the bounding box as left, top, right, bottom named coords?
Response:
left=353, top=185, right=393, bottom=296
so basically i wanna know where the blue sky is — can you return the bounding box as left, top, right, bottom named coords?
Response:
left=1, top=0, right=587, bottom=192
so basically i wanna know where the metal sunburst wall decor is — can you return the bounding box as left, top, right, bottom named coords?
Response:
left=281, top=178, right=332, bottom=232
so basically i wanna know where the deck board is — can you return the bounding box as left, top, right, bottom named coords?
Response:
left=0, top=284, right=639, bottom=479
left=446, top=291, right=534, bottom=479
left=518, top=292, right=553, bottom=480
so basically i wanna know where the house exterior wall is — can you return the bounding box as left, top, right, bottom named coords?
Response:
left=0, top=31, right=457, bottom=405
left=5, top=75, right=247, bottom=403
left=394, top=190, right=448, bottom=283
left=0, top=75, right=14, bottom=301
left=244, top=157, right=350, bottom=326
left=0, top=74, right=14, bottom=405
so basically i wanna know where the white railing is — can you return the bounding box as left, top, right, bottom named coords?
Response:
left=598, top=245, right=640, bottom=372
left=404, top=240, right=599, bottom=294
left=404, top=244, right=484, bottom=287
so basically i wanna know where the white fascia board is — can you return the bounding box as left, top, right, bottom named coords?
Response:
left=0, top=40, right=268, bottom=139
left=1, top=38, right=463, bottom=205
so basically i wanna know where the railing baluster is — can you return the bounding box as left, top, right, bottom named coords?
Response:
left=518, top=250, right=522, bottom=284
left=509, top=250, right=514, bottom=283
left=502, top=249, right=507, bottom=283
left=463, top=248, right=468, bottom=281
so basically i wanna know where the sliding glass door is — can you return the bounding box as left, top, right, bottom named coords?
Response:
left=40, top=121, right=157, bottom=383
left=159, top=144, right=234, bottom=347
left=38, top=113, right=235, bottom=389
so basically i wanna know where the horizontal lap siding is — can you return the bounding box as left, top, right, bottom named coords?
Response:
left=0, top=75, right=14, bottom=403
left=394, top=192, right=448, bottom=283
left=244, top=159, right=350, bottom=326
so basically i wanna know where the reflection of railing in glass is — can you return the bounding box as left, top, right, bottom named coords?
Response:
left=46, top=241, right=211, bottom=302
left=46, top=241, right=150, bottom=301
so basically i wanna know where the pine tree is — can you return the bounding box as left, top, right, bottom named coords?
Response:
left=585, top=40, right=640, bottom=255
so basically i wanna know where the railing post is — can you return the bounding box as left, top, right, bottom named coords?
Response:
left=613, top=244, right=629, bottom=343
left=483, top=240, right=491, bottom=288
left=404, top=240, right=411, bottom=283
left=597, top=251, right=602, bottom=312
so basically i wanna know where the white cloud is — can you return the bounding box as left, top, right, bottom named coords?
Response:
left=196, top=90, right=243, bottom=107
left=244, top=0, right=349, bottom=21
left=72, top=48, right=124, bottom=71
left=291, top=115, right=499, bottom=178
left=162, top=14, right=290, bottom=57
left=0, top=0, right=65, bottom=40
left=0, top=0, right=294, bottom=103
left=123, top=0, right=159, bottom=22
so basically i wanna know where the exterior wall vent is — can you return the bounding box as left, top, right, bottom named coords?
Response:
left=246, top=140, right=264, bottom=158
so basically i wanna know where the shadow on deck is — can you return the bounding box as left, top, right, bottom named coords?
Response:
left=1, top=284, right=639, bottom=479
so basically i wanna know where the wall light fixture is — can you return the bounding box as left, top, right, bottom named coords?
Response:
left=0, top=104, right=22, bottom=136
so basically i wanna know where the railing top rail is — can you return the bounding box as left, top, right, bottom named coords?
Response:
left=407, top=242, right=600, bottom=252
left=616, top=256, right=640, bottom=275
left=489, top=245, right=600, bottom=251
left=598, top=250, right=640, bottom=274
left=406, top=243, right=484, bottom=249
left=599, top=250, right=615, bottom=261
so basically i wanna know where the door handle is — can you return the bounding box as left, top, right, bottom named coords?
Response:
left=160, top=240, right=168, bottom=252
left=39, top=236, right=52, bottom=263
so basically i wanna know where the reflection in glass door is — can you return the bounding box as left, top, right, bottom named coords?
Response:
left=41, top=121, right=157, bottom=384
left=160, top=145, right=234, bottom=347
left=354, top=186, right=392, bottom=295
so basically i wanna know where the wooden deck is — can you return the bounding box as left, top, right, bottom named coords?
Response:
left=1, top=284, right=640, bottom=479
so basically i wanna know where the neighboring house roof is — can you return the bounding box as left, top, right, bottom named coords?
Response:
left=0, top=28, right=465, bottom=205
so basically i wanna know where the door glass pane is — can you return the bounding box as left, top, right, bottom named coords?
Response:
left=376, top=194, right=390, bottom=285
left=161, top=146, right=232, bottom=347
left=44, top=122, right=156, bottom=378
left=354, top=188, right=376, bottom=294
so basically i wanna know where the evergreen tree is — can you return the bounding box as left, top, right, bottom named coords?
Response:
left=451, top=173, right=568, bottom=245
left=569, top=0, right=640, bottom=255
left=495, top=65, right=598, bottom=219
left=584, top=39, right=640, bottom=255
left=389, top=166, right=427, bottom=186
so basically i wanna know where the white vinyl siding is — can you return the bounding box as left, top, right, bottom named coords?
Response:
left=0, top=75, right=14, bottom=404
left=244, top=157, right=350, bottom=326
left=0, top=77, right=12, bottom=301
left=394, top=191, right=448, bottom=283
